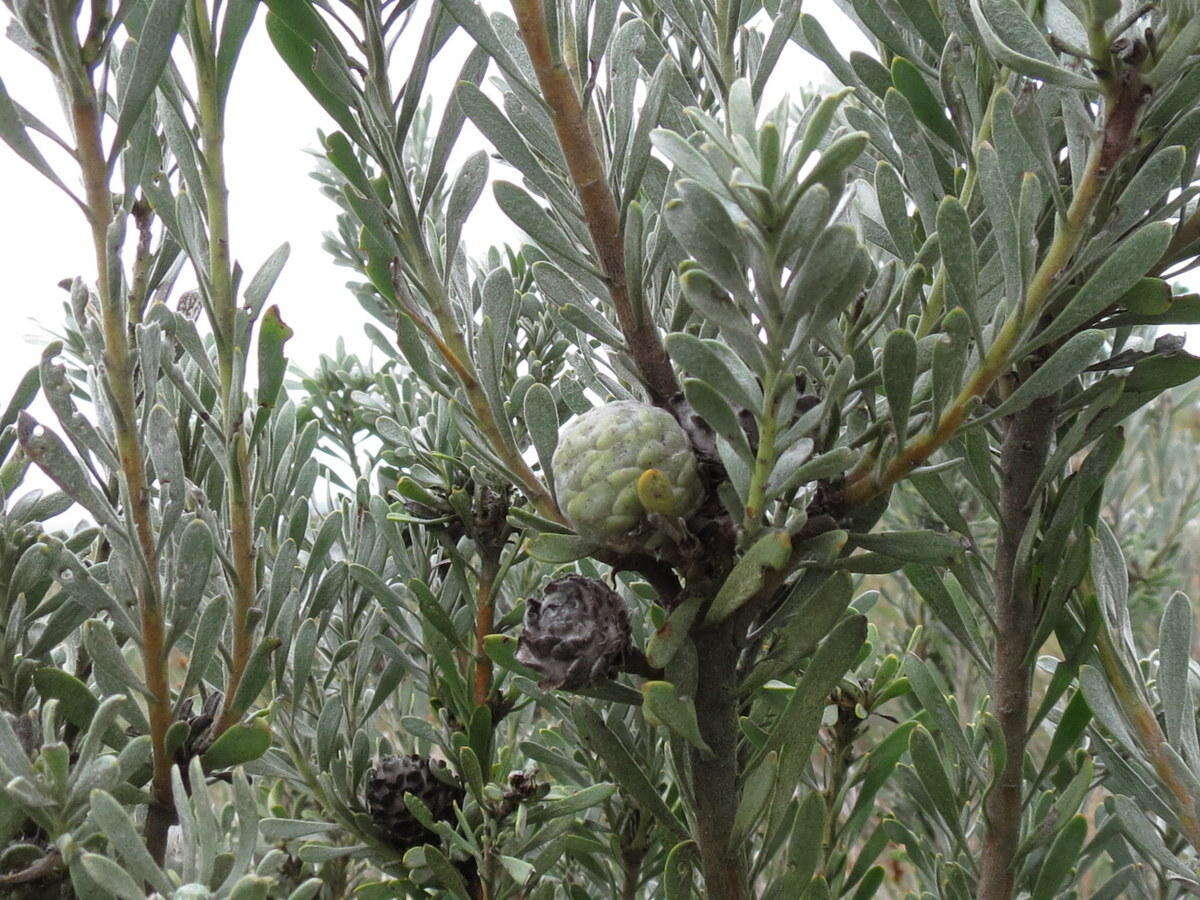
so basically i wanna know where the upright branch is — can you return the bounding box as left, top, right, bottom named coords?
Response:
left=188, top=0, right=259, bottom=737
left=507, top=0, right=681, bottom=407
left=836, top=73, right=1148, bottom=514
left=69, top=75, right=175, bottom=863
left=978, top=395, right=1057, bottom=900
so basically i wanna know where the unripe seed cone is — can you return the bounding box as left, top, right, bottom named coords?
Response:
left=552, top=400, right=702, bottom=549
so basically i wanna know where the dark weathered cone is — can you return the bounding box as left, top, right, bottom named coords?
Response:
left=366, top=754, right=464, bottom=851
left=516, top=575, right=632, bottom=690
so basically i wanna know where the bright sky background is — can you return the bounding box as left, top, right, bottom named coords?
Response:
left=0, top=1, right=1194, bottom=399
left=0, top=2, right=868, bottom=384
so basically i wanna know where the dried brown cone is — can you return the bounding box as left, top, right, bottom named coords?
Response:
left=366, top=754, right=464, bottom=851
left=516, top=575, right=632, bottom=690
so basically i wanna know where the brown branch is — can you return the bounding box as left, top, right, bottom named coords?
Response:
left=979, top=395, right=1057, bottom=900
left=473, top=555, right=499, bottom=707
left=0, top=849, right=63, bottom=887
left=72, top=93, right=175, bottom=865
left=689, top=620, right=752, bottom=900
left=508, top=0, right=681, bottom=407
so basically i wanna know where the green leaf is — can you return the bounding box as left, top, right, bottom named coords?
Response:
left=875, top=162, right=915, bottom=262
left=1030, top=222, right=1175, bottom=352
left=483, top=634, right=543, bottom=681
left=257, top=305, right=294, bottom=408
left=216, top=0, right=260, bottom=104
left=851, top=530, right=963, bottom=565
left=787, top=791, right=826, bottom=881
left=666, top=333, right=762, bottom=414
left=647, top=594, right=705, bottom=669
left=34, top=668, right=96, bottom=731
left=494, top=181, right=595, bottom=280
left=0, top=80, right=74, bottom=197
left=903, top=655, right=982, bottom=779
left=457, top=83, right=562, bottom=202
left=80, top=853, right=145, bottom=900
left=936, top=197, right=977, bottom=316
left=903, top=566, right=984, bottom=664
left=201, top=719, right=272, bottom=769
left=642, top=681, right=712, bottom=755
left=535, top=783, right=618, bottom=820
left=1125, top=349, right=1200, bottom=393
left=178, top=597, right=224, bottom=703
left=523, top=383, right=558, bottom=487
left=884, top=90, right=943, bottom=231
left=439, top=0, right=538, bottom=104
left=265, top=10, right=364, bottom=145
left=761, top=615, right=867, bottom=762
left=891, top=58, right=961, bottom=150
left=908, top=726, right=962, bottom=836
left=974, top=330, right=1108, bottom=427
left=1042, top=690, right=1092, bottom=779
left=244, top=243, right=291, bottom=320
left=1108, top=145, right=1186, bottom=237
left=882, top=330, right=917, bottom=449
left=976, top=143, right=1023, bottom=305
left=1109, top=795, right=1199, bottom=878
left=423, top=844, right=472, bottom=900
left=111, top=0, right=187, bottom=159
left=1031, top=815, right=1088, bottom=900
left=230, top=638, right=282, bottom=719
left=663, top=840, right=696, bottom=899
left=82, top=620, right=148, bottom=698
left=683, top=378, right=753, bottom=462
left=18, top=414, right=121, bottom=532
left=705, top=530, right=792, bottom=624
left=91, top=790, right=172, bottom=894
left=574, top=707, right=689, bottom=838
left=733, top=751, right=777, bottom=843
left=524, top=532, right=594, bottom=563
left=970, top=0, right=1098, bottom=91
left=1145, top=15, right=1200, bottom=86
left=1159, top=593, right=1198, bottom=753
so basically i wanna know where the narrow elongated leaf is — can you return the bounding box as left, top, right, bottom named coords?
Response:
left=202, top=719, right=271, bottom=769
left=909, top=726, right=962, bottom=835
left=683, top=378, right=753, bottom=463
left=257, top=305, right=294, bottom=408
left=1030, top=221, right=1175, bottom=352
left=81, top=853, right=145, bottom=900
left=891, top=58, right=960, bottom=150
left=0, top=79, right=73, bottom=196
left=761, top=615, right=867, bottom=761
left=852, top=530, right=963, bottom=565
left=706, top=531, right=792, bottom=624
left=970, top=0, right=1098, bottom=91
left=936, top=197, right=977, bottom=315
left=91, top=790, right=173, bottom=894
left=112, top=0, right=186, bottom=158
left=882, top=330, right=917, bottom=449
left=575, top=707, right=688, bottom=838
left=642, top=681, right=712, bottom=755
left=1160, top=593, right=1198, bottom=753
left=974, top=330, right=1107, bottom=427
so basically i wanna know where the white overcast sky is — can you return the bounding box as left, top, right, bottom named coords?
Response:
left=0, top=1, right=1194, bottom=399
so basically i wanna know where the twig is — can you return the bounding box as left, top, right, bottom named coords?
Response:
left=837, top=73, right=1148, bottom=514
left=507, top=0, right=681, bottom=408
left=71, top=87, right=176, bottom=865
